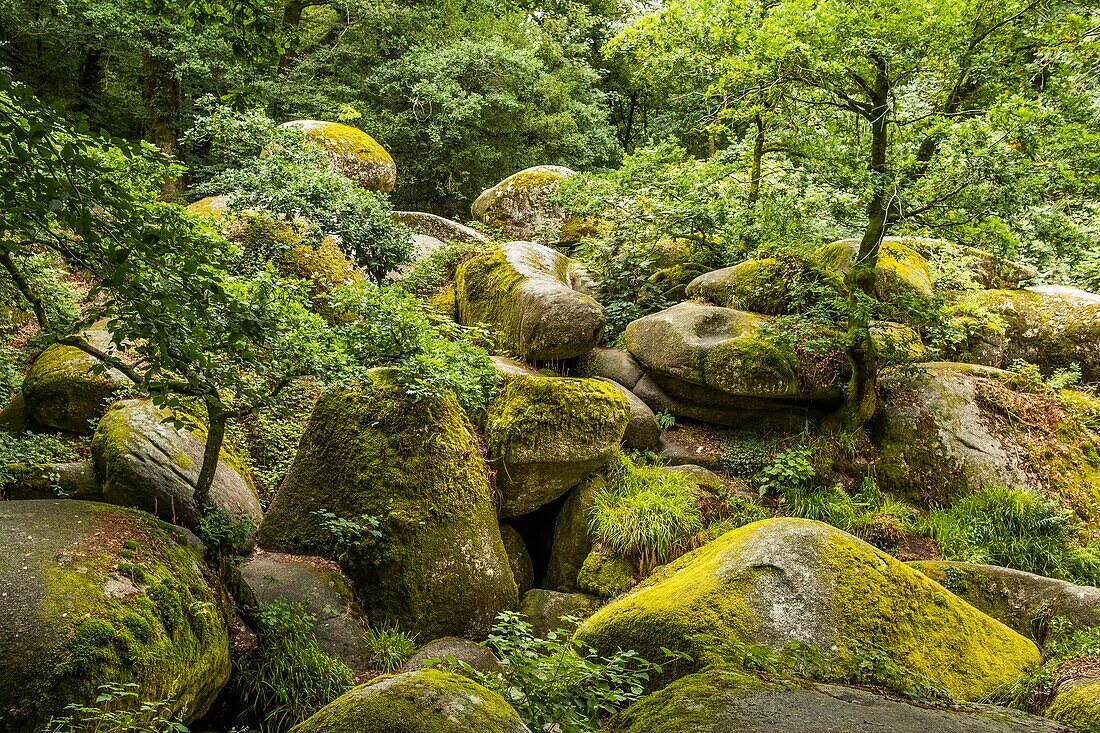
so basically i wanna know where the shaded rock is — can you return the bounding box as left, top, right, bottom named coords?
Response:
left=3, top=460, right=100, bottom=500
left=607, top=667, right=1067, bottom=733
left=398, top=637, right=501, bottom=675
left=92, top=399, right=262, bottom=541
left=289, top=668, right=530, bottom=733
left=872, top=363, right=1033, bottom=506
left=500, top=523, right=535, bottom=596
left=491, top=355, right=542, bottom=379
left=577, top=549, right=635, bottom=599
left=258, top=370, right=517, bottom=639
left=1045, top=678, right=1100, bottom=732
left=0, top=391, right=27, bottom=433
left=22, top=328, right=130, bottom=433
left=814, top=238, right=933, bottom=300
left=0, top=500, right=230, bottom=733
left=518, top=589, right=600, bottom=637
left=393, top=211, right=491, bottom=244
left=578, top=347, right=645, bottom=390
left=471, top=165, right=575, bottom=243
left=910, top=560, right=1100, bottom=643
left=654, top=430, right=726, bottom=471
left=279, top=120, right=396, bottom=192
left=239, top=550, right=370, bottom=674
left=545, top=477, right=600, bottom=592
left=456, top=242, right=604, bottom=361
left=577, top=518, right=1040, bottom=700
left=597, top=378, right=660, bottom=450
left=484, top=374, right=629, bottom=517
left=686, top=257, right=843, bottom=315
left=963, top=286, right=1100, bottom=382
left=871, top=320, right=927, bottom=362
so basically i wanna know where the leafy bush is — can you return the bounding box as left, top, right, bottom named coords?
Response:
left=445, top=611, right=663, bottom=733
left=45, top=683, right=188, bottom=733
left=589, top=452, right=704, bottom=573
left=312, top=509, right=382, bottom=565
left=233, top=601, right=354, bottom=732
left=755, top=447, right=815, bottom=497
left=917, top=488, right=1100, bottom=586
left=0, top=431, right=87, bottom=492
left=363, top=622, right=418, bottom=673
left=398, top=239, right=487, bottom=298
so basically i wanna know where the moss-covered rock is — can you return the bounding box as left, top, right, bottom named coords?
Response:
left=623, top=303, right=845, bottom=428
left=814, top=238, right=934, bottom=301
left=519, top=589, right=600, bottom=637
left=398, top=637, right=501, bottom=676
left=470, top=165, right=576, bottom=243
left=872, top=363, right=1034, bottom=506
left=289, top=668, right=530, bottom=733
left=870, top=321, right=927, bottom=362
left=185, top=194, right=230, bottom=220
left=606, top=667, right=1067, bottom=733
left=909, top=561, right=1100, bottom=643
left=3, top=460, right=101, bottom=500
left=0, top=500, right=230, bottom=733
left=500, top=523, right=535, bottom=596
left=577, top=549, right=635, bottom=599
left=686, top=257, right=844, bottom=315
left=484, top=374, right=629, bottom=516
left=961, top=286, right=1100, bottom=383
left=597, top=378, right=661, bottom=450
left=577, top=518, right=1040, bottom=700
left=22, top=328, right=131, bottom=434
left=393, top=211, right=491, bottom=244
left=279, top=120, right=396, bottom=192
left=92, top=399, right=263, bottom=541
left=545, top=477, right=600, bottom=592
left=456, top=242, right=605, bottom=361
left=240, top=551, right=371, bottom=675
left=578, top=347, right=645, bottom=390
left=258, top=370, right=517, bottom=639
left=901, top=236, right=1037, bottom=290
left=1045, top=678, right=1100, bottom=732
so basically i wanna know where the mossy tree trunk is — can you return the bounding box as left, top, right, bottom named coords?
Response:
left=193, top=399, right=228, bottom=509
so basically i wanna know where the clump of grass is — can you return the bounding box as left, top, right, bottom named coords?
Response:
left=589, top=452, right=704, bottom=573
left=234, top=600, right=354, bottom=732
left=364, top=622, right=418, bottom=673
left=779, top=476, right=914, bottom=550
left=916, top=487, right=1100, bottom=586
left=989, top=616, right=1100, bottom=711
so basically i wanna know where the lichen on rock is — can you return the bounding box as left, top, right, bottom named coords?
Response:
left=279, top=120, right=396, bottom=192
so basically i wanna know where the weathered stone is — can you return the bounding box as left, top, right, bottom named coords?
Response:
left=393, top=211, right=491, bottom=244
left=902, top=236, right=1037, bottom=289
left=279, top=120, right=396, bottom=192
left=597, top=378, right=660, bottom=450
left=0, top=391, right=26, bottom=433
left=686, top=257, right=843, bottom=315
left=92, top=399, right=263, bottom=541
left=577, top=549, right=635, bottom=599
left=578, top=347, right=645, bottom=390
left=258, top=370, right=517, bottom=639
left=578, top=518, right=1040, bottom=700
left=910, top=560, right=1100, bottom=643
left=814, top=238, right=934, bottom=300
left=456, top=242, right=605, bottom=361
left=3, top=460, right=100, bottom=500
left=518, top=589, right=600, bottom=637
left=289, top=669, right=530, bottom=733
left=239, top=551, right=370, bottom=674
left=545, top=478, right=600, bottom=592
left=484, top=374, right=629, bottom=517
left=471, top=165, right=575, bottom=243
left=607, top=668, right=1067, bottom=733
left=185, top=194, right=231, bottom=220
left=398, top=637, right=501, bottom=676
left=500, top=523, right=535, bottom=596
left=0, top=500, right=230, bottom=733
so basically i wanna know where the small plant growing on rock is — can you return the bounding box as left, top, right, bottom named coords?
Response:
left=45, top=682, right=188, bottom=733
left=755, top=446, right=815, bottom=497
left=312, top=509, right=382, bottom=565
left=363, top=622, right=418, bottom=673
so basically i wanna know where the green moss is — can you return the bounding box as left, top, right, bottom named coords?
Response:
left=1045, top=679, right=1100, bottom=732
left=23, top=343, right=126, bottom=433
left=606, top=667, right=770, bottom=732
left=455, top=247, right=527, bottom=351
left=290, top=669, right=527, bottom=733
left=704, top=335, right=800, bottom=396
left=577, top=550, right=635, bottom=599
left=286, top=120, right=396, bottom=192
left=813, top=240, right=932, bottom=301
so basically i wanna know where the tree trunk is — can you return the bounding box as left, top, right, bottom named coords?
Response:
left=748, top=113, right=765, bottom=206
left=843, top=53, right=891, bottom=430
left=277, top=0, right=306, bottom=73
left=76, top=47, right=104, bottom=117
left=141, top=51, right=180, bottom=198
left=193, top=402, right=227, bottom=509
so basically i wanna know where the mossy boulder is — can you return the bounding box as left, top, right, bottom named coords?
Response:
left=456, top=242, right=605, bottom=361
left=240, top=551, right=370, bottom=675
left=606, top=667, right=1067, bottom=733
left=545, top=477, right=600, bottom=592
left=279, top=120, right=396, bottom=192
left=22, top=328, right=131, bottom=434
left=814, top=238, right=933, bottom=301
left=577, top=549, right=635, bottom=599
left=909, top=561, right=1100, bottom=643
left=289, top=668, right=530, bottom=733
left=870, top=321, right=927, bottom=362
left=0, top=500, right=230, bottom=733
left=500, top=523, right=535, bottom=596
left=398, top=637, right=501, bottom=675
left=900, top=236, right=1037, bottom=290
left=577, top=518, right=1040, bottom=700
left=1045, top=678, right=1100, bottom=732
left=962, top=286, right=1100, bottom=383
left=519, top=589, right=600, bottom=637
left=185, top=194, right=230, bottom=220
left=258, top=370, right=517, bottom=639
left=578, top=347, right=645, bottom=390
left=597, top=377, right=660, bottom=450
left=484, top=374, right=629, bottom=517
left=392, top=211, right=491, bottom=244
left=3, top=460, right=100, bottom=500
left=624, top=302, right=845, bottom=427
left=92, top=399, right=263, bottom=541
left=686, top=257, right=844, bottom=315
left=470, top=165, right=576, bottom=243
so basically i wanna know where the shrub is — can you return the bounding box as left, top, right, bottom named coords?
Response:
left=363, top=622, right=418, bottom=673
left=45, top=683, right=187, bottom=733
left=589, top=452, right=704, bottom=573
left=233, top=601, right=354, bottom=732
left=398, top=239, right=487, bottom=298
left=755, top=446, right=815, bottom=497
left=917, top=487, right=1100, bottom=586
